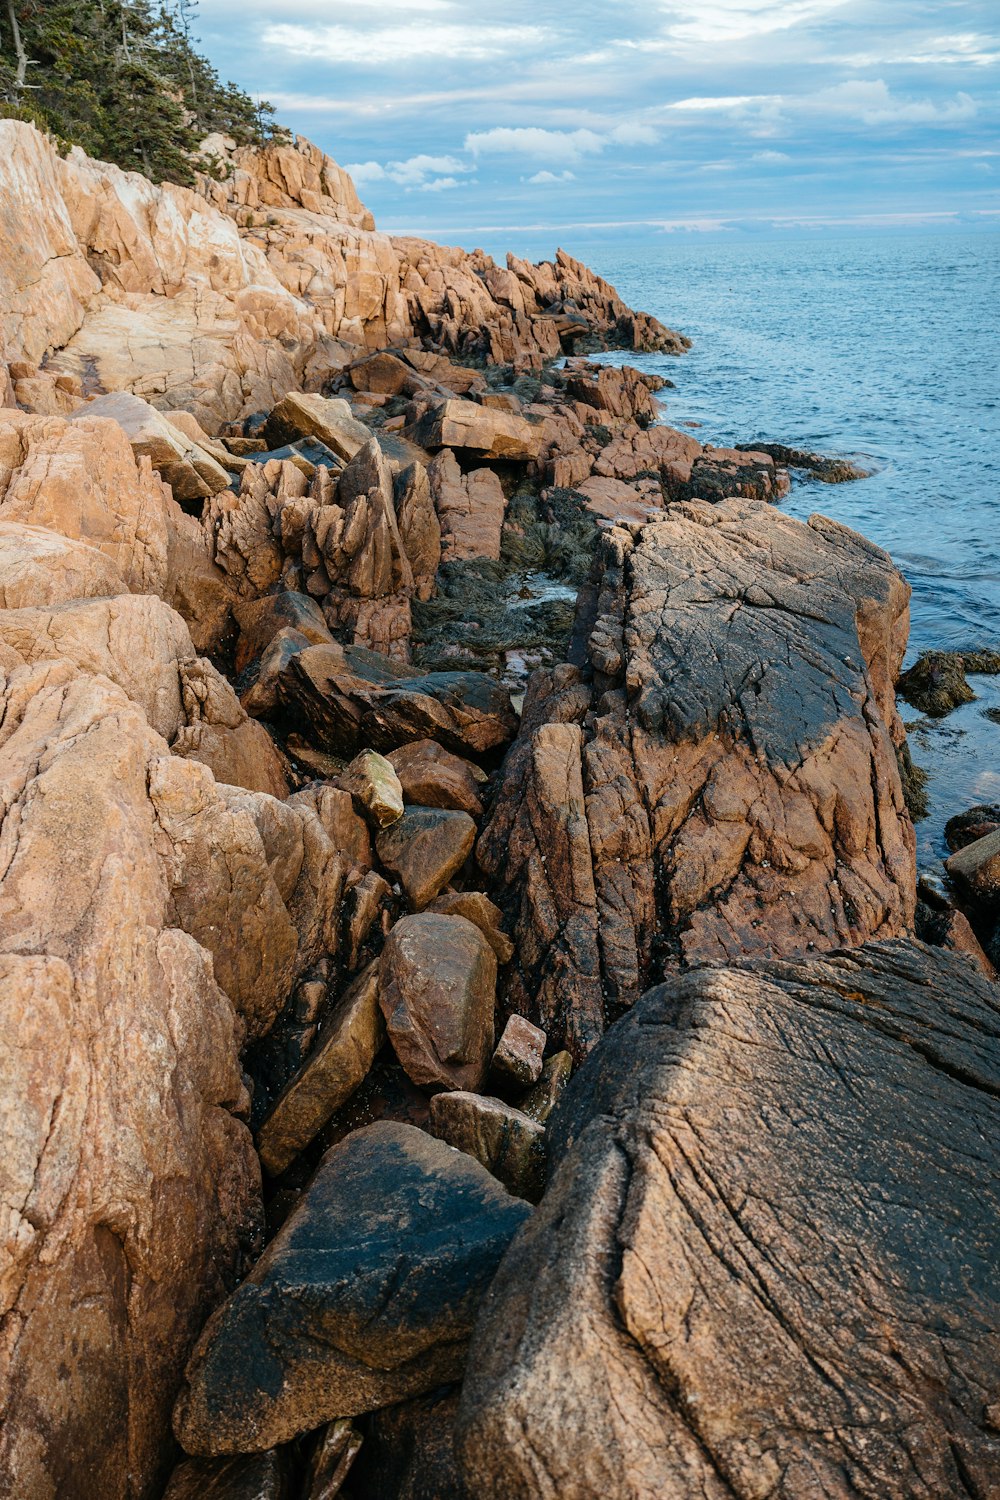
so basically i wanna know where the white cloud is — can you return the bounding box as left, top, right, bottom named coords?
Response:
left=420, top=176, right=463, bottom=192
left=262, top=21, right=550, bottom=66
left=811, top=79, right=977, bottom=125
left=752, top=150, right=790, bottom=162
left=610, top=122, right=660, bottom=146
left=658, top=1, right=851, bottom=46
left=344, top=160, right=386, bottom=185
left=345, top=153, right=471, bottom=188
left=466, top=127, right=607, bottom=163
left=526, top=169, right=577, bottom=184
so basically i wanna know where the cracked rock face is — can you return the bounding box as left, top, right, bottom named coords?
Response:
left=456, top=941, right=1000, bottom=1499
left=479, top=499, right=917, bottom=1059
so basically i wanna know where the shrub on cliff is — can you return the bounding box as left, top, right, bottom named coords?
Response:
left=0, top=0, right=285, bottom=184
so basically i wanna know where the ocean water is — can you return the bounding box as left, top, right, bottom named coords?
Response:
left=475, top=230, right=1000, bottom=869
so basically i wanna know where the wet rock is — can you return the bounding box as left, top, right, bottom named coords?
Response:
left=376, top=808, right=477, bottom=910
left=681, top=446, right=789, bottom=504
left=897, top=648, right=1000, bottom=716
left=264, top=392, right=372, bottom=462
left=234, top=591, right=333, bottom=674
left=945, top=803, right=1000, bottom=852
left=173, top=1123, right=531, bottom=1454
left=339, top=750, right=405, bottom=828
left=344, top=869, right=393, bottom=969
left=350, top=1387, right=465, bottom=1500
left=430, top=1091, right=546, bottom=1203
left=256, top=963, right=385, bottom=1177
left=427, top=891, right=514, bottom=965
left=162, top=1451, right=291, bottom=1499
left=379, top=914, right=497, bottom=1091
left=411, top=399, right=542, bottom=462
left=457, top=942, right=1000, bottom=1499
left=282, top=643, right=517, bottom=759
left=735, top=441, right=870, bottom=483
left=915, top=903, right=996, bottom=979
left=480, top=501, right=916, bottom=1058
left=519, top=1051, right=573, bottom=1124
left=429, top=449, right=507, bottom=562
left=490, top=1015, right=546, bottom=1091
left=387, top=739, right=487, bottom=816
left=946, top=829, right=1000, bottom=906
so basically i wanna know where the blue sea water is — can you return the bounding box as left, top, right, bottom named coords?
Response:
left=475, top=230, right=1000, bottom=868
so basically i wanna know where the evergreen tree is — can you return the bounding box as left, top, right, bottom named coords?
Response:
left=0, top=0, right=287, bottom=184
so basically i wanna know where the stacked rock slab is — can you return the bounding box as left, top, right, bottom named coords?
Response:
left=456, top=941, right=1000, bottom=1498
left=479, top=498, right=917, bottom=1059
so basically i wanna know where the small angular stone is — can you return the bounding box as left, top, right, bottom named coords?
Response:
left=490, top=1014, right=546, bottom=1091
left=339, top=750, right=405, bottom=828
left=429, top=1091, right=547, bottom=1203
left=376, top=807, right=476, bottom=910
left=428, top=890, right=514, bottom=965
left=388, top=738, right=487, bottom=816
left=519, top=1051, right=573, bottom=1124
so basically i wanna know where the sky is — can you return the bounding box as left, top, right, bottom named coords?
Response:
left=193, top=1, right=999, bottom=240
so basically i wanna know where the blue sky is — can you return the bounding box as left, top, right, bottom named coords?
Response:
left=193, top=1, right=999, bottom=239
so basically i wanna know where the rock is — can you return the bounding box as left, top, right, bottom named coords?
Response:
left=735, top=441, right=870, bottom=484
left=680, top=446, right=788, bottom=505
left=162, top=1451, right=291, bottom=1499
left=0, top=407, right=174, bottom=595
left=239, top=628, right=314, bottom=718
left=283, top=643, right=517, bottom=759
left=0, top=518, right=129, bottom=608
left=173, top=657, right=291, bottom=798
left=349, top=1388, right=464, bottom=1500
left=946, top=828, right=1000, bottom=906
left=387, top=739, right=487, bottom=816
left=234, top=590, right=333, bottom=674
left=519, top=1050, right=573, bottom=1124
left=490, top=1014, right=546, bottom=1090
left=898, top=648, right=1000, bottom=716
left=264, top=392, right=372, bottom=462
left=430, top=1092, right=546, bottom=1203
left=167, top=408, right=251, bottom=474
left=479, top=501, right=916, bottom=1059
left=75, top=391, right=231, bottom=500
left=0, top=662, right=260, bottom=1499
left=429, top=448, right=507, bottom=562
left=173, top=1122, right=532, bottom=1454
left=945, top=803, right=1000, bottom=852
left=394, top=462, right=442, bottom=602
left=379, top=914, right=497, bottom=1091
left=303, top=1420, right=363, bottom=1500
left=376, top=808, right=477, bottom=910
left=456, top=942, right=1000, bottom=1499
left=344, top=870, right=393, bottom=969
left=339, top=749, right=405, bottom=828
left=256, top=963, right=385, bottom=1177
left=165, top=507, right=239, bottom=654
left=427, top=891, right=514, bottom=965
left=411, top=399, right=542, bottom=462
left=915, top=903, right=996, bottom=979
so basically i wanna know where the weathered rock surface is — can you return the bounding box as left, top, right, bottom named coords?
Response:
left=338, top=749, right=405, bottom=828
left=0, top=663, right=261, bottom=1500
left=349, top=1388, right=465, bottom=1500
left=490, top=1014, right=546, bottom=1090
left=412, top=399, right=542, bottom=462
left=387, top=738, right=487, bottom=816
left=0, top=518, right=129, bottom=607
left=430, top=1092, right=546, bottom=1203
left=76, top=391, right=231, bottom=500
left=162, top=1451, right=291, bottom=1500
left=256, top=964, right=384, bottom=1177
left=264, top=393, right=371, bottom=462
left=174, top=1123, right=532, bottom=1454
left=376, top=808, right=477, bottom=910
left=946, top=827, right=1000, bottom=905
left=379, top=914, right=497, bottom=1091
left=897, top=648, right=1000, bottom=716
left=429, top=448, right=507, bottom=562
left=457, top=941, right=1000, bottom=1498
left=480, top=500, right=917, bottom=1058
left=428, top=891, right=514, bottom=966
left=233, top=591, right=333, bottom=674
left=393, top=462, right=441, bottom=602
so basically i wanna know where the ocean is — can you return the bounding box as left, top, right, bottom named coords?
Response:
left=471, top=229, right=1000, bottom=869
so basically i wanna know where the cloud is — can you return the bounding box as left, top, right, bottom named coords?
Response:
left=345, top=153, right=471, bottom=188
left=810, top=79, right=977, bottom=125
left=752, top=149, right=790, bottom=162
left=658, top=1, right=853, bottom=46
left=420, top=176, right=464, bottom=192
left=466, top=127, right=607, bottom=163
left=526, top=169, right=577, bottom=184
left=610, top=122, right=660, bottom=146
left=262, top=21, right=551, bottom=67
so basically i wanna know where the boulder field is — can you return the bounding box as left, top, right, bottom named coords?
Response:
left=0, top=121, right=995, bottom=1500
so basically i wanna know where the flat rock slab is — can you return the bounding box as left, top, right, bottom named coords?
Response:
left=430, top=1091, right=546, bottom=1203
left=456, top=940, right=1000, bottom=1498
left=411, top=399, right=541, bottom=462
left=174, top=1123, right=531, bottom=1454
left=379, top=913, right=497, bottom=1091
left=256, top=963, right=384, bottom=1178
left=376, top=807, right=477, bottom=909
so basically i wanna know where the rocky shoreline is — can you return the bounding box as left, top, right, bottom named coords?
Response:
left=0, top=123, right=997, bottom=1500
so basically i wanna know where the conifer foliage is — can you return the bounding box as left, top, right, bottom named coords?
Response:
left=0, top=0, right=286, bottom=184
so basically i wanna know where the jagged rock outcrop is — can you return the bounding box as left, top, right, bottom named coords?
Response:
left=456, top=941, right=1000, bottom=1499
left=480, top=499, right=916, bottom=1058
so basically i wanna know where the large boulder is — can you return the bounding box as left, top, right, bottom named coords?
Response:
left=73, top=392, right=231, bottom=501
left=173, top=1123, right=532, bottom=1454
left=264, top=392, right=372, bottom=462
left=411, top=398, right=541, bottom=462
left=429, top=448, right=507, bottom=562
left=376, top=807, right=477, bottom=910
left=0, top=519, right=130, bottom=608
left=457, top=941, right=1000, bottom=1498
left=480, top=500, right=917, bottom=1059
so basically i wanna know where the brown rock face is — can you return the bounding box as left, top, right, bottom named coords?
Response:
left=456, top=942, right=1000, bottom=1499
left=393, top=462, right=442, bottom=602
left=379, top=914, right=497, bottom=1092
left=376, top=807, right=477, bottom=910
left=162, top=1451, right=290, bottom=1500
left=411, top=399, right=542, bottom=462
left=429, top=1092, right=546, bottom=1203
left=0, top=663, right=261, bottom=1500
left=480, top=500, right=916, bottom=1059
left=429, top=448, right=507, bottom=562
left=387, top=738, right=487, bottom=816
